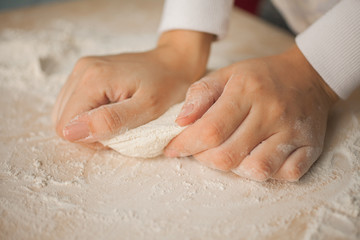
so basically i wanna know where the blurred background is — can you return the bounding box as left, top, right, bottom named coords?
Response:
left=0, top=0, right=61, bottom=10
left=0, top=0, right=292, bottom=33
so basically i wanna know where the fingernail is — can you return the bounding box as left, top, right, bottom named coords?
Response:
left=232, top=169, right=249, bottom=178
left=164, top=148, right=180, bottom=158
left=177, top=103, right=194, bottom=120
left=63, top=121, right=91, bottom=142
left=232, top=164, right=253, bottom=178
left=232, top=166, right=269, bottom=182
left=200, top=160, right=218, bottom=170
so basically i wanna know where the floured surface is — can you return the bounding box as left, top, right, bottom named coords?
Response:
left=0, top=23, right=360, bottom=240
left=101, top=102, right=185, bottom=158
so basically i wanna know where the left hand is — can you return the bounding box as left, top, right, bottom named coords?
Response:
left=52, top=30, right=213, bottom=148
left=164, top=45, right=338, bottom=182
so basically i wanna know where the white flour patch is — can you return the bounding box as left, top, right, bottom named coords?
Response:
left=101, top=102, right=185, bottom=158
left=0, top=22, right=359, bottom=240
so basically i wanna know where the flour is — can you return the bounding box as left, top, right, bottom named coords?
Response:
left=0, top=22, right=360, bottom=240
left=101, top=102, right=185, bottom=158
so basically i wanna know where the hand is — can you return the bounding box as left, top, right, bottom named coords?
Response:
left=52, top=30, right=213, bottom=146
left=165, top=45, right=338, bottom=182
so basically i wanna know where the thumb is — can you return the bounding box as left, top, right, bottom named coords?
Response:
left=175, top=74, right=227, bottom=126
left=62, top=96, right=155, bottom=143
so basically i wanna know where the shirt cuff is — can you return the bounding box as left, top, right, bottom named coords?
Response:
left=158, top=0, right=234, bottom=40
left=295, top=0, right=360, bottom=99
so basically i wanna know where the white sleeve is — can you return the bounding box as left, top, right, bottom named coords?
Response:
left=158, top=0, right=234, bottom=40
left=295, top=0, right=360, bottom=99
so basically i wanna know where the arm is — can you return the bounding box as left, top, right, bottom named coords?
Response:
left=157, top=30, right=213, bottom=83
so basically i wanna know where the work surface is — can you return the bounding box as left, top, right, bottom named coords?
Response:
left=0, top=1, right=360, bottom=239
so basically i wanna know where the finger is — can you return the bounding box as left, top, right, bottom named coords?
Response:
left=62, top=94, right=161, bottom=143
left=165, top=76, right=251, bottom=157
left=175, top=76, right=224, bottom=126
left=272, top=146, right=322, bottom=182
left=52, top=58, right=89, bottom=125
left=189, top=107, right=270, bottom=172
left=78, top=141, right=107, bottom=150
left=55, top=79, right=108, bottom=138
left=175, top=66, right=234, bottom=126
left=231, top=133, right=297, bottom=181
left=57, top=81, right=78, bottom=125
left=52, top=75, right=77, bottom=125
left=52, top=85, right=65, bottom=125
left=56, top=61, right=99, bottom=125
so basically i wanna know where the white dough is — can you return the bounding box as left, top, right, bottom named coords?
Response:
left=101, top=102, right=185, bottom=158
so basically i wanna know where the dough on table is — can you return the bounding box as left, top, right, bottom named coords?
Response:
left=101, top=102, right=185, bottom=158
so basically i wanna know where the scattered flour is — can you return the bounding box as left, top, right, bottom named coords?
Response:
left=101, top=102, right=185, bottom=158
left=0, top=22, right=359, bottom=240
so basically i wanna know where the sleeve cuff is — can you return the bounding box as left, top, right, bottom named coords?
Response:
left=295, top=0, right=360, bottom=99
left=158, top=0, right=234, bottom=40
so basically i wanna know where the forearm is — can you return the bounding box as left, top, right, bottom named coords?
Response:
left=280, top=45, right=339, bottom=107
left=159, top=0, right=234, bottom=40
left=155, top=0, right=233, bottom=83
left=156, top=30, right=214, bottom=83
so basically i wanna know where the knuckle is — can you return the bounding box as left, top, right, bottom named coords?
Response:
left=284, top=165, right=304, bottom=181
left=223, top=99, right=242, bottom=116
left=143, top=95, right=162, bottom=116
left=212, top=148, right=237, bottom=171
left=272, top=101, right=287, bottom=117
left=244, top=76, right=264, bottom=94
left=265, top=100, right=288, bottom=121
left=187, top=80, right=218, bottom=101
left=55, top=122, right=64, bottom=137
left=76, top=56, right=94, bottom=68
left=190, top=80, right=212, bottom=93
left=285, top=129, right=298, bottom=140
left=200, top=121, right=224, bottom=147
left=94, top=106, right=123, bottom=133
left=250, top=160, right=272, bottom=181
left=146, top=95, right=159, bottom=108
left=81, top=62, right=108, bottom=82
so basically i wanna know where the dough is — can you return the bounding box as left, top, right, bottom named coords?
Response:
left=101, top=102, right=185, bottom=158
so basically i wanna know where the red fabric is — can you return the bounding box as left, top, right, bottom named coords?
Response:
left=234, top=0, right=261, bottom=15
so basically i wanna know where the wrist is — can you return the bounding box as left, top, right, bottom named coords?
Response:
left=155, top=30, right=214, bottom=83
left=282, top=45, right=339, bottom=107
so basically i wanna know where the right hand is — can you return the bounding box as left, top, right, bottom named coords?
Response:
left=165, top=46, right=338, bottom=181
left=52, top=31, right=213, bottom=147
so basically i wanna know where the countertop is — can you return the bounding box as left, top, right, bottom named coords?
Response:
left=0, top=1, right=359, bottom=240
